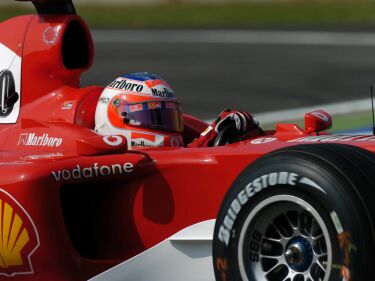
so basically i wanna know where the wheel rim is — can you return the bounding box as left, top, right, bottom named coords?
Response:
left=238, top=195, right=332, bottom=281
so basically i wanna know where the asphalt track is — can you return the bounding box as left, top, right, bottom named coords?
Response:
left=81, top=30, right=375, bottom=120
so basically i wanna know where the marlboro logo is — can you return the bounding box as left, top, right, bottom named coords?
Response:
left=151, top=88, right=175, bottom=99
left=18, top=133, right=62, bottom=147
left=130, top=132, right=164, bottom=147
left=0, top=189, right=39, bottom=277
left=107, top=78, right=144, bottom=93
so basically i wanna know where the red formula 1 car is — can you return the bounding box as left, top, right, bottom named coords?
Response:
left=0, top=1, right=374, bottom=281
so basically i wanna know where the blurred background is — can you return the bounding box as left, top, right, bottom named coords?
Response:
left=2, top=0, right=375, bottom=132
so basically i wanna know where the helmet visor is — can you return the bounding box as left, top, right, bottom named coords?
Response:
left=118, top=101, right=184, bottom=133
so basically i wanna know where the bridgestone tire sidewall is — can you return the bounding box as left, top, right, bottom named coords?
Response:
left=213, top=155, right=373, bottom=281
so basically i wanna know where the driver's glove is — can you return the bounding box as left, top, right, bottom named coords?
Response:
left=188, top=109, right=263, bottom=148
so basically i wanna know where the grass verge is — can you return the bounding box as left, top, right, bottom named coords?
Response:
left=3, top=2, right=375, bottom=28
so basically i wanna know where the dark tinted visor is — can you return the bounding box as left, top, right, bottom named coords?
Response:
left=118, top=101, right=184, bottom=133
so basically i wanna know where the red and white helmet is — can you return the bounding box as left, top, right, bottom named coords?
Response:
left=95, top=73, right=184, bottom=148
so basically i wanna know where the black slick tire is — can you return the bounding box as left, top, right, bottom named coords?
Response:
left=213, top=144, right=375, bottom=281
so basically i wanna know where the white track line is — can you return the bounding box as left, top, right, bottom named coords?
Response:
left=256, top=98, right=371, bottom=123
left=204, top=98, right=371, bottom=124
left=93, top=30, right=375, bottom=46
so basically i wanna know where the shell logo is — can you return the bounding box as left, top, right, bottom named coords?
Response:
left=0, top=189, right=39, bottom=277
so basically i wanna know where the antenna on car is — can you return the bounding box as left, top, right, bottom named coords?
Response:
left=371, top=85, right=375, bottom=135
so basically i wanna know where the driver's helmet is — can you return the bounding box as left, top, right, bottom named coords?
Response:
left=95, top=72, right=184, bottom=148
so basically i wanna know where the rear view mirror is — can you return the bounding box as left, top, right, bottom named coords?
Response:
left=304, top=110, right=332, bottom=134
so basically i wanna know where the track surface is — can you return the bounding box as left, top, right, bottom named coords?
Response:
left=82, top=30, right=375, bottom=119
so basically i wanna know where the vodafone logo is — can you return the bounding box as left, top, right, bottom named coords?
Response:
left=51, top=162, right=134, bottom=182
left=103, top=136, right=123, bottom=146
left=251, top=137, right=277, bottom=144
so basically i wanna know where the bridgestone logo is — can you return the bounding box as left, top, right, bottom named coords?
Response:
left=51, top=162, right=134, bottom=182
left=108, top=79, right=144, bottom=92
left=218, top=172, right=299, bottom=246
left=18, top=133, right=63, bottom=147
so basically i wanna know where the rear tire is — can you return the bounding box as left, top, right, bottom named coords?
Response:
left=213, top=144, right=375, bottom=281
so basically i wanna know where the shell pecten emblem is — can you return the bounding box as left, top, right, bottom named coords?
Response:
left=0, top=189, right=39, bottom=277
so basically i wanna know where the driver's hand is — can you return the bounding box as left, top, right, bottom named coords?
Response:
left=188, top=109, right=262, bottom=147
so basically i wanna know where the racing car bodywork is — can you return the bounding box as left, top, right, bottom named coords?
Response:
left=0, top=1, right=374, bottom=281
